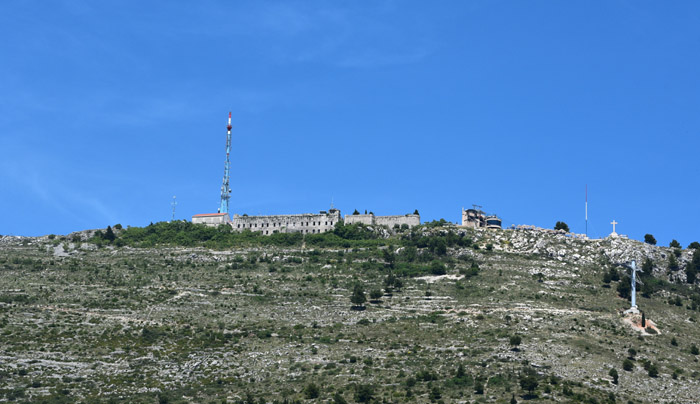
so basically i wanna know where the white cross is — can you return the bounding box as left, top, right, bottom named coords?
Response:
left=610, top=220, right=618, bottom=233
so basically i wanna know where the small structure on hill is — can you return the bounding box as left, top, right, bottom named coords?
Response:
left=461, top=206, right=502, bottom=229
left=609, top=220, right=619, bottom=238
left=192, top=212, right=230, bottom=226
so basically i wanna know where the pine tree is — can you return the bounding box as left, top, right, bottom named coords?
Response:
left=669, top=254, right=679, bottom=271
left=641, top=311, right=646, bottom=328
left=350, top=284, right=366, bottom=309
left=642, top=258, right=654, bottom=276
left=104, top=226, right=116, bottom=242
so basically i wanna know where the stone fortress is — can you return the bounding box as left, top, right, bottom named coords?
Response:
left=193, top=208, right=422, bottom=235
left=193, top=206, right=501, bottom=235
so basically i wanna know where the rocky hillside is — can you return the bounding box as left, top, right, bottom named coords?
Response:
left=0, top=223, right=699, bottom=403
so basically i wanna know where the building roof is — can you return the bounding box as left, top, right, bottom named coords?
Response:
left=192, top=213, right=228, bottom=217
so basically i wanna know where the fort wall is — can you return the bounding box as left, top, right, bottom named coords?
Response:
left=344, top=213, right=420, bottom=229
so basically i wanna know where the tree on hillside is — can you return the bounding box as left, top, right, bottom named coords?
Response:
left=554, top=221, right=570, bottom=232
left=383, top=248, right=396, bottom=269
left=644, top=234, right=657, bottom=245
left=519, top=372, right=538, bottom=396
left=332, top=392, right=348, bottom=404
left=622, top=359, right=633, bottom=371
left=668, top=254, right=680, bottom=272
left=609, top=368, right=619, bottom=384
left=350, top=284, right=367, bottom=310
left=413, top=209, right=419, bottom=215
left=510, top=335, right=522, bottom=351
left=369, top=289, right=383, bottom=303
left=642, top=258, right=654, bottom=276
left=686, top=248, right=700, bottom=284
left=670, top=239, right=681, bottom=248
left=648, top=363, right=659, bottom=378
left=430, top=260, right=447, bottom=275
left=303, top=383, right=320, bottom=399
left=688, top=241, right=700, bottom=250
left=354, top=384, right=374, bottom=403
left=617, top=276, right=631, bottom=300
left=104, top=226, right=116, bottom=242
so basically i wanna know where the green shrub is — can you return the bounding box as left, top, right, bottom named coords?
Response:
left=622, top=359, right=633, bottom=371
left=354, top=384, right=375, bottom=403
left=430, top=261, right=446, bottom=275
left=303, top=382, right=320, bottom=399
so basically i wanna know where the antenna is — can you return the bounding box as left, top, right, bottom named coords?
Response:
left=219, top=112, right=233, bottom=214
left=171, top=196, right=177, bottom=222
left=585, top=184, right=588, bottom=237
left=330, top=196, right=335, bottom=210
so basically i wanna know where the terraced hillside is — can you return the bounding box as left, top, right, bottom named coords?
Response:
left=1, top=223, right=699, bottom=403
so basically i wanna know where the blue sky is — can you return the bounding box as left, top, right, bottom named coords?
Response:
left=2, top=1, right=699, bottom=246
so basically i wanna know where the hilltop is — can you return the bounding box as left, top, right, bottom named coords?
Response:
left=0, top=222, right=699, bottom=403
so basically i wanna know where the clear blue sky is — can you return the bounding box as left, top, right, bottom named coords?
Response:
left=2, top=1, right=699, bottom=246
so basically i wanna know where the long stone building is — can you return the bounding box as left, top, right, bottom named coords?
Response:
left=344, top=212, right=420, bottom=229
left=229, top=209, right=342, bottom=235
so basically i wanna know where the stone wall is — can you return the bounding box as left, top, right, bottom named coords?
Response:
left=344, top=214, right=374, bottom=226
left=375, top=215, right=420, bottom=228
left=344, top=213, right=420, bottom=229
left=230, top=210, right=341, bottom=235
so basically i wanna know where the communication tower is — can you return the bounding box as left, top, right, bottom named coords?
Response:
left=219, top=112, right=233, bottom=214
left=171, top=196, right=177, bottom=222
